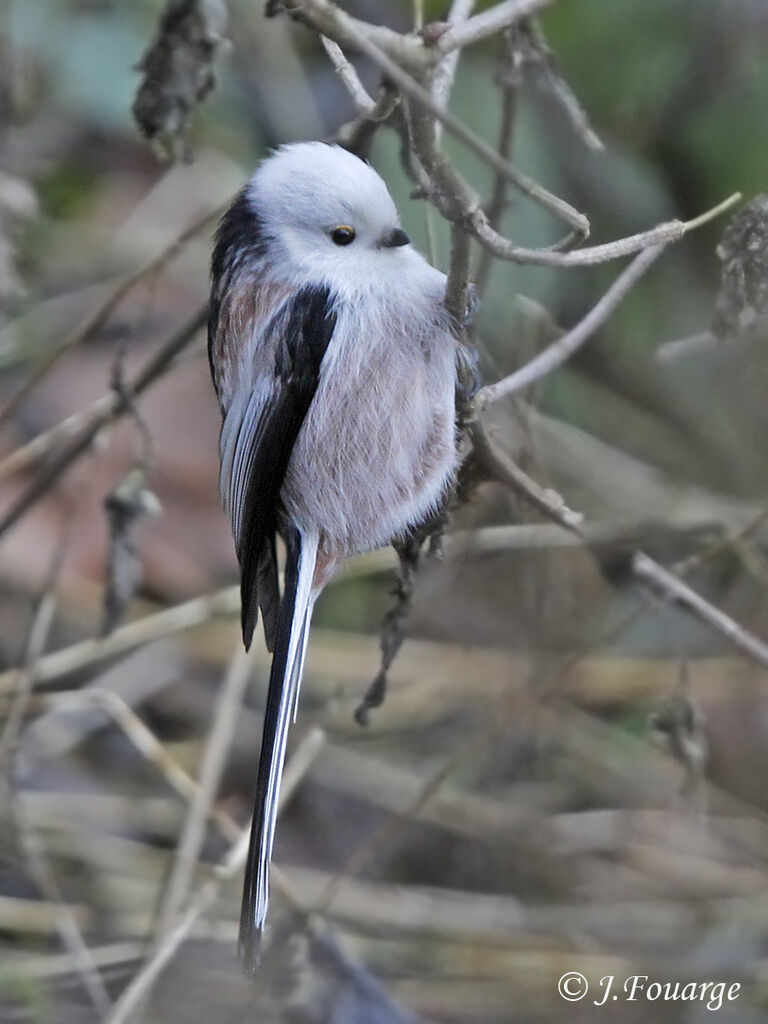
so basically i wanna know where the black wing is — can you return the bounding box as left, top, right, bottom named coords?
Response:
left=221, top=285, right=336, bottom=649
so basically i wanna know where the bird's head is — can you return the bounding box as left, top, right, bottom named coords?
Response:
left=248, top=142, right=415, bottom=288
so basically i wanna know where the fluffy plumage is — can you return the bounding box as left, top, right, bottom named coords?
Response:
left=208, top=142, right=460, bottom=971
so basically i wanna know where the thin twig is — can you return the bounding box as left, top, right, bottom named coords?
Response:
left=0, top=528, right=110, bottom=1012
left=431, top=0, right=476, bottom=144
left=0, top=586, right=240, bottom=696
left=477, top=243, right=665, bottom=406
left=276, top=0, right=555, bottom=67
left=339, top=18, right=590, bottom=237
left=0, top=205, right=220, bottom=427
left=654, top=331, right=718, bottom=364
left=0, top=727, right=119, bottom=1004
left=471, top=419, right=768, bottom=679
left=268, top=0, right=421, bottom=68
left=37, top=688, right=240, bottom=840
left=154, top=645, right=258, bottom=938
left=432, top=0, right=557, bottom=57
left=23, top=690, right=325, bottom=933
left=272, top=0, right=739, bottom=268
left=422, top=0, right=477, bottom=267
left=320, top=36, right=375, bottom=113
left=0, top=548, right=62, bottom=767
left=399, top=25, right=740, bottom=266
left=0, top=305, right=207, bottom=539
left=468, top=192, right=742, bottom=267
left=469, top=420, right=584, bottom=530
left=0, top=345, right=199, bottom=484
left=475, top=29, right=520, bottom=294
left=3, top=482, right=764, bottom=703
left=334, top=81, right=400, bottom=154
left=674, top=505, right=768, bottom=576
left=314, top=741, right=473, bottom=916
left=517, top=17, right=603, bottom=152
left=0, top=396, right=114, bottom=482
left=632, top=553, right=768, bottom=671
left=11, top=810, right=114, bottom=1014
left=102, top=729, right=324, bottom=1024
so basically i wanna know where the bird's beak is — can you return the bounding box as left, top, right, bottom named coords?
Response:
left=379, top=227, right=410, bottom=248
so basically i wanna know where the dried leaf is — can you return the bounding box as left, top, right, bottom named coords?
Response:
left=132, top=0, right=229, bottom=160
left=102, top=469, right=161, bottom=635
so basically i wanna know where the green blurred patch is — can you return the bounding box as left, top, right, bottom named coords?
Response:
left=314, top=572, right=389, bottom=635
left=37, top=165, right=97, bottom=221
left=614, top=703, right=654, bottom=742
left=0, top=970, right=48, bottom=1024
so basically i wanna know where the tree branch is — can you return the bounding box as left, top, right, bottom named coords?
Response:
left=477, top=242, right=665, bottom=406
left=0, top=306, right=207, bottom=540
left=432, top=0, right=557, bottom=56
left=320, top=36, right=375, bottom=113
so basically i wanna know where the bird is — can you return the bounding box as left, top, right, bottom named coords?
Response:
left=208, top=141, right=462, bottom=971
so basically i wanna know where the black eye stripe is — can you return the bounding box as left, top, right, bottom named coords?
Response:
left=331, top=226, right=356, bottom=246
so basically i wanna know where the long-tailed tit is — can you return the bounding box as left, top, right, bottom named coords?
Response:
left=208, top=142, right=461, bottom=971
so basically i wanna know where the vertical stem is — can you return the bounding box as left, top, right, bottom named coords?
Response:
left=154, top=645, right=258, bottom=939
left=446, top=223, right=472, bottom=325
left=475, top=30, right=520, bottom=293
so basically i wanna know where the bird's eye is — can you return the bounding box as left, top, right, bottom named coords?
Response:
left=331, top=225, right=356, bottom=246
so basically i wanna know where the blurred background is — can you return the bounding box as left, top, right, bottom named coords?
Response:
left=2, top=0, right=768, bottom=1021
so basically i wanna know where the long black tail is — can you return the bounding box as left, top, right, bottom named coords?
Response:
left=238, top=527, right=317, bottom=973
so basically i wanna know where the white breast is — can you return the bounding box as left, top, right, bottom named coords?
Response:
left=281, top=273, right=458, bottom=561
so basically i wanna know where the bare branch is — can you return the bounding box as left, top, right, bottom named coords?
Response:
left=334, top=82, right=400, bottom=155
left=470, top=420, right=768, bottom=681
left=515, top=17, right=603, bottom=152
left=654, top=330, right=719, bottom=364
left=469, top=421, right=584, bottom=529
left=0, top=204, right=220, bottom=428
left=11, top=810, right=113, bottom=1014
left=431, top=0, right=476, bottom=139
left=0, top=396, right=113, bottom=482
left=273, top=0, right=555, bottom=72
left=478, top=242, right=665, bottom=406
left=275, top=0, right=739, bottom=270
left=154, top=645, right=259, bottom=939
left=102, top=729, right=324, bottom=1024
left=0, top=343, right=199, bottom=484
left=432, top=0, right=557, bottom=56
left=0, top=305, right=207, bottom=540
left=44, top=689, right=240, bottom=842
left=268, top=0, right=419, bottom=69
left=445, top=222, right=472, bottom=325
left=0, top=556, right=61, bottom=766
left=0, top=533, right=110, bottom=1012
left=475, top=28, right=520, bottom=293
left=632, top=553, right=768, bottom=672
left=0, top=586, right=240, bottom=697
left=2, top=559, right=110, bottom=1016
left=316, top=15, right=590, bottom=236
left=468, top=190, right=742, bottom=267
left=320, top=36, right=375, bottom=113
